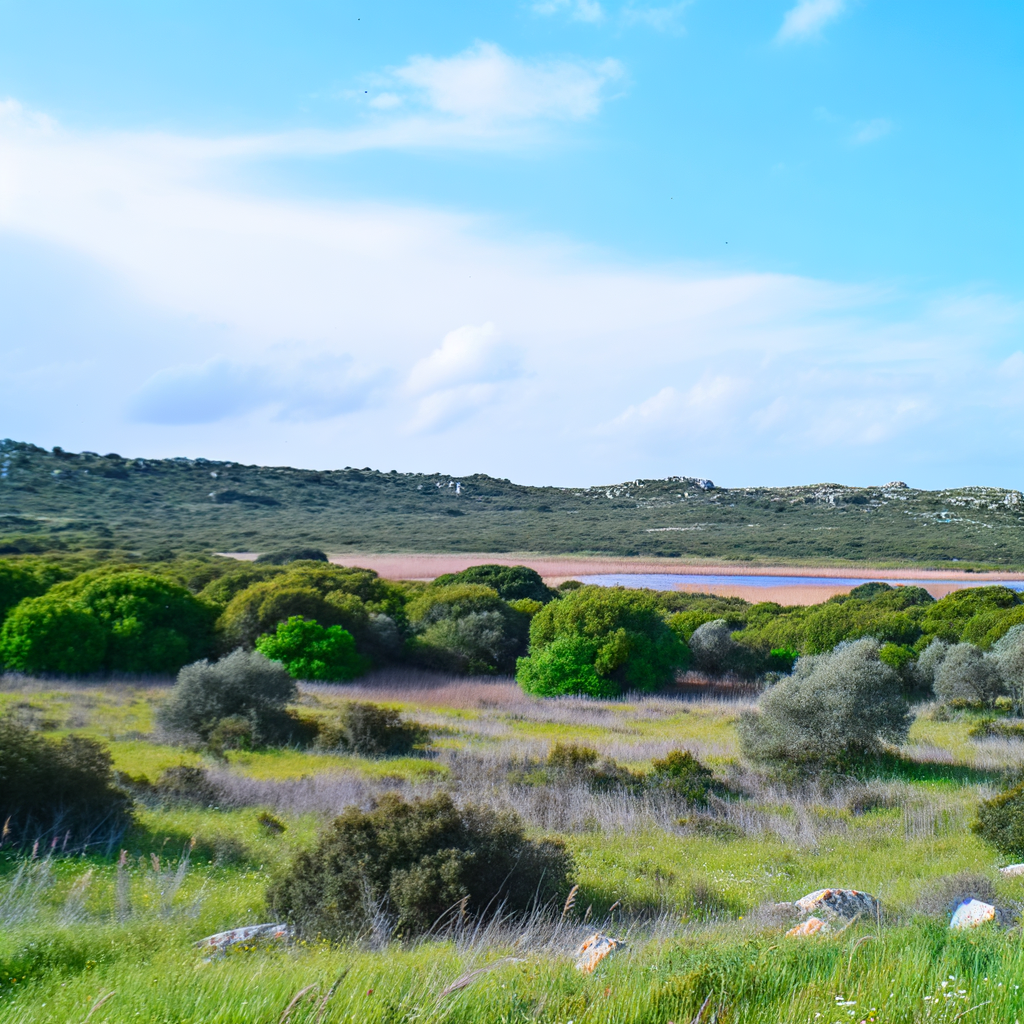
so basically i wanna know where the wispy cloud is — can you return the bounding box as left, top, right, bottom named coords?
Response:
left=777, top=0, right=846, bottom=43
left=405, top=323, right=523, bottom=432
left=385, top=42, right=621, bottom=124
left=531, top=0, right=605, bottom=23
left=849, top=117, right=893, bottom=146
left=621, top=2, right=692, bottom=32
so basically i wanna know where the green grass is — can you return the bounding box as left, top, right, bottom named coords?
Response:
left=4, top=676, right=1024, bottom=1022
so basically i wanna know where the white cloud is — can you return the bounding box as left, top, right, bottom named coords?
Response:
left=389, top=42, right=622, bottom=124
left=405, top=323, right=522, bottom=433
left=532, top=0, right=605, bottom=23
left=621, top=2, right=692, bottom=32
left=777, top=0, right=846, bottom=43
left=850, top=118, right=893, bottom=146
left=1, top=100, right=1022, bottom=486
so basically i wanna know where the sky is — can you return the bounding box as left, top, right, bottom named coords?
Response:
left=0, top=0, right=1022, bottom=488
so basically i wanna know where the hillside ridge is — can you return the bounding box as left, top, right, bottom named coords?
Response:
left=2, top=438, right=1022, bottom=567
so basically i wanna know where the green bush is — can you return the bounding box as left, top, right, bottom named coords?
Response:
left=216, top=564, right=405, bottom=655
left=0, top=561, right=49, bottom=621
left=256, top=616, right=369, bottom=681
left=0, top=717, right=133, bottom=845
left=973, top=783, right=1024, bottom=857
left=267, top=792, right=573, bottom=939
left=737, top=638, right=912, bottom=771
left=648, top=749, right=715, bottom=804
left=516, top=586, right=689, bottom=697
left=158, top=648, right=297, bottom=742
left=255, top=549, right=328, bottom=564
left=315, top=701, right=426, bottom=756
left=0, top=599, right=107, bottom=674
left=0, top=570, right=216, bottom=675
left=544, top=742, right=641, bottom=791
left=431, top=564, right=553, bottom=603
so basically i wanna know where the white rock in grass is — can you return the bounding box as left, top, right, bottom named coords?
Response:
left=794, top=888, right=879, bottom=922
left=195, top=922, right=291, bottom=954
left=1000, top=863, right=1024, bottom=877
left=949, top=899, right=996, bottom=930
left=574, top=933, right=625, bottom=973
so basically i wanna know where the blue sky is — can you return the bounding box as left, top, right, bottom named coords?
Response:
left=1, top=0, right=1021, bottom=487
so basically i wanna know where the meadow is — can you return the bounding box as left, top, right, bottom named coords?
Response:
left=3, top=669, right=1024, bottom=1023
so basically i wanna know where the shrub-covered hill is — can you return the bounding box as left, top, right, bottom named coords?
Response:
left=2, top=438, right=1023, bottom=565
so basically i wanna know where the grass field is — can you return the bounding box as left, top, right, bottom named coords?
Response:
left=3, top=669, right=1024, bottom=1023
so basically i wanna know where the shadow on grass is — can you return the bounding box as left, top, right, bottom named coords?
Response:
left=864, top=751, right=1000, bottom=786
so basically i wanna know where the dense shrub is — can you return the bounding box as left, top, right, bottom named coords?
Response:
left=919, top=586, right=1022, bottom=647
left=408, top=584, right=529, bottom=674
left=737, top=638, right=912, bottom=771
left=973, top=784, right=1024, bottom=857
left=431, top=564, right=553, bottom=603
left=267, top=793, right=573, bottom=939
left=1, top=571, right=216, bottom=674
left=158, top=648, right=297, bottom=742
left=416, top=611, right=527, bottom=674
left=648, top=749, right=715, bottom=804
left=517, top=586, right=689, bottom=697
left=0, top=561, right=49, bottom=621
left=256, top=549, right=328, bottom=564
left=688, top=619, right=741, bottom=676
left=991, top=625, right=1024, bottom=712
left=0, top=717, right=132, bottom=844
left=933, top=643, right=1006, bottom=707
left=152, top=765, right=220, bottom=805
left=315, top=701, right=426, bottom=757
left=544, top=742, right=641, bottom=791
left=0, top=599, right=107, bottom=674
left=216, top=564, right=404, bottom=654
left=198, top=564, right=286, bottom=606
left=256, top=616, right=369, bottom=681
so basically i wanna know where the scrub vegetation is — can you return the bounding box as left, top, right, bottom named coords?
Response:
left=3, top=438, right=1024, bottom=565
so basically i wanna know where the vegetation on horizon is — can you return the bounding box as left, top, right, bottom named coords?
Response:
left=2, top=437, right=1023, bottom=565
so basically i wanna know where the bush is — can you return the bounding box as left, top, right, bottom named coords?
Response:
left=256, top=616, right=369, bottom=681
left=315, top=702, right=426, bottom=757
left=267, top=792, right=573, bottom=940
left=543, top=742, right=640, bottom=790
left=688, top=619, right=740, bottom=676
left=152, top=765, right=219, bottom=805
left=973, top=784, right=1024, bottom=857
left=648, top=749, right=715, bottom=804
left=415, top=611, right=527, bottom=674
left=516, top=586, right=689, bottom=697
left=933, top=643, right=1006, bottom=707
left=431, top=565, right=553, bottom=603
left=991, top=625, right=1024, bottom=713
left=0, top=561, right=48, bottom=621
left=1, top=571, right=216, bottom=674
left=216, top=564, right=405, bottom=655
left=158, top=648, right=297, bottom=742
left=0, top=599, right=107, bottom=674
left=255, top=549, right=328, bottom=564
left=737, top=638, right=912, bottom=771
left=0, top=717, right=133, bottom=845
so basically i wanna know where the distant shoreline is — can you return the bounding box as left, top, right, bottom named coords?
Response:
left=218, top=551, right=1024, bottom=606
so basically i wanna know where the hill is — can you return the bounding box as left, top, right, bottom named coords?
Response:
left=1, top=438, right=1022, bottom=567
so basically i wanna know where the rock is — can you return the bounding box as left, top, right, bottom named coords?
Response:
left=795, top=889, right=879, bottom=923
left=949, top=899, right=996, bottom=930
left=785, top=917, right=828, bottom=938
left=574, top=933, right=626, bottom=973
left=195, top=922, right=291, bottom=954
left=1000, top=863, right=1024, bottom=877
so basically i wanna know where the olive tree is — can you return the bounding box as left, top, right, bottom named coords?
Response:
left=933, top=643, right=1006, bottom=707
left=737, top=638, right=911, bottom=771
